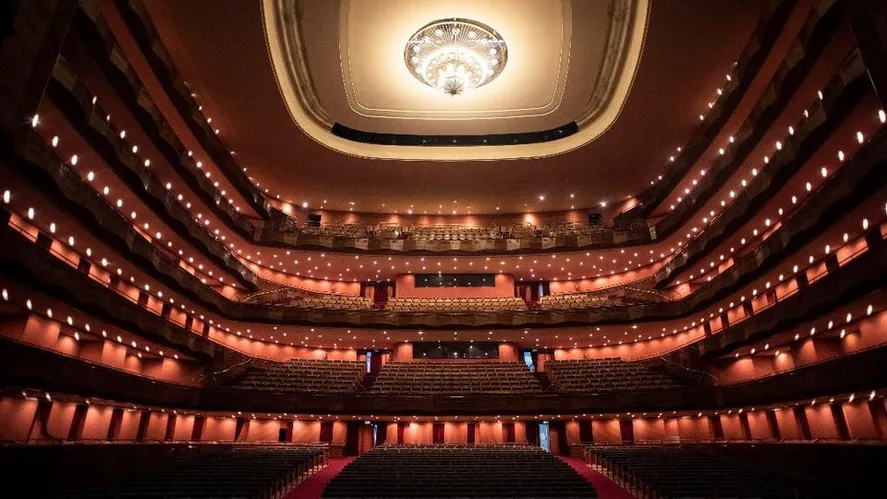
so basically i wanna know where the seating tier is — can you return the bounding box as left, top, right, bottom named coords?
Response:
left=584, top=443, right=886, bottom=498
left=228, top=358, right=365, bottom=393
left=0, top=443, right=325, bottom=498
left=371, top=361, right=542, bottom=394
left=385, top=296, right=526, bottom=312
left=546, top=358, right=683, bottom=393
left=323, top=445, right=597, bottom=498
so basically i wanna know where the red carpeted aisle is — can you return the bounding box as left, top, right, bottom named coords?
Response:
left=284, top=457, right=355, bottom=499
left=559, top=456, right=637, bottom=499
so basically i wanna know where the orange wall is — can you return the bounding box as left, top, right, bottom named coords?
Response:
left=1, top=394, right=880, bottom=446
left=0, top=397, right=38, bottom=441
left=745, top=411, right=771, bottom=439
left=720, top=414, right=745, bottom=440
left=392, top=342, right=413, bottom=361
left=678, top=416, right=712, bottom=441
left=633, top=418, right=667, bottom=442
left=774, top=408, right=803, bottom=439
left=248, top=265, right=361, bottom=296
left=805, top=405, right=840, bottom=439
left=395, top=274, right=515, bottom=298
left=592, top=420, right=621, bottom=444
left=843, top=402, right=880, bottom=439
left=81, top=405, right=114, bottom=440
left=202, top=416, right=238, bottom=441
left=552, top=327, right=705, bottom=361
left=445, top=422, right=469, bottom=443
left=1, top=315, right=200, bottom=385
left=714, top=309, right=887, bottom=385
left=210, top=329, right=359, bottom=362
left=548, top=264, right=657, bottom=295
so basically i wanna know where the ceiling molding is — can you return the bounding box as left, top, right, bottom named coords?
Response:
left=263, top=0, right=650, bottom=161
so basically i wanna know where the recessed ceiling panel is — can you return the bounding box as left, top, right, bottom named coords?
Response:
left=341, top=0, right=570, bottom=119
left=264, top=0, right=650, bottom=160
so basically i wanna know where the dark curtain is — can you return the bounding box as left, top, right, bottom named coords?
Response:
left=375, top=284, right=388, bottom=303
left=551, top=421, right=569, bottom=455
left=503, top=422, right=515, bottom=443
left=319, top=421, right=334, bottom=443
left=619, top=420, right=634, bottom=444
left=345, top=422, right=361, bottom=455
left=397, top=422, right=406, bottom=444
left=579, top=420, right=593, bottom=442
left=433, top=423, right=445, bottom=443
left=370, top=352, right=383, bottom=373
left=467, top=423, right=476, bottom=444
left=526, top=421, right=540, bottom=446
left=375, top=423, right=388, bottom=445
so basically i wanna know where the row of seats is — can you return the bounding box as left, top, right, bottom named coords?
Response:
left=546, top=358, right=684, bottom=393
left=267, top=219, right=646, bottom=241
left=228, top=359, right=365, bottom=393
left=245, top=289, right=373, bottom=310
left=538, top=293, right=622, bottom=310
left=323, top=445, right=597, bottom=498
left=385, top=297, right=527, bottom=312
left=397, top=225, right=523, bottom=241
left=583, top=443, right=885, bottom=498
left=0, top=443, right=326, bottom=498
left=538, top=285, right=669, bottom=310
left=223, top=358, right=683, bottom=395
left=371, top=361, right=542, bottom=394
left=245, top=288, right=667, bottom=312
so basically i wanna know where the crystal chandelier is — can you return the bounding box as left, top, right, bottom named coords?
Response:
left=404, top=18, right=508, bottom=96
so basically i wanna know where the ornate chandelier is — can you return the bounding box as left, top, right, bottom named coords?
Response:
left=404, top=18, right=508, bottom=96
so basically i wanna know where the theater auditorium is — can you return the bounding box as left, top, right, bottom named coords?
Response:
left=1, top=0, right=887, bottom=497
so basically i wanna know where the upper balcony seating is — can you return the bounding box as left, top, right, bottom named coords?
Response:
left=265, top=219, right=644, bottom=242
left=584, top=444, right=885, bottom=499
left=300, top=223, right=367, bottom=238
left=0, top=443, right=326, bottom=499
left=385, top=297, right=527, bottom=313
left=323, top=444, right=598, bottom=498
left=538, top=293, right=621, bottom=310
left=546, top=358, right=683, bottom=393
left=227, top=358, right=365, bottom=393
left=244, top=288, right=373, bottom=311
left=370, top=361, right=542, bottom=394
left=538, top=285, right=671, bottom=310
left=398, top=224, right=505, bottom=241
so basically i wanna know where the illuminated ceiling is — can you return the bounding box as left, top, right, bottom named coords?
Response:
left=140, top=0, right=763, bottom=213
left=264, top=0, right=648, bottom=160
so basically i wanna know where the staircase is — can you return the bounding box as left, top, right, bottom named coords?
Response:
left=360, top=372, right=378, bottom=391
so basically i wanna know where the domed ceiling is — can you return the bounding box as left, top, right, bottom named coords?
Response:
left=264, top=0, right=648, bottom=160
left=139, top=0, right=763, bottom=214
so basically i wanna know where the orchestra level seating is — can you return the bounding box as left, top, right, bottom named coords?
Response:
left=546, top=358, right=684, bottom=393
left=323, top=445, right=598, bottom=498
left=226, top=359, right=365, bottom=393
left=370, top=361, right=542, bottom=394
left=0, top=443, right=326, bottom=498
left=584, top=443, right=887, bottom=498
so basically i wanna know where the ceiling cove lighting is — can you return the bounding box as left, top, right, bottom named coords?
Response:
left=404, top=18, right=508, bottom=96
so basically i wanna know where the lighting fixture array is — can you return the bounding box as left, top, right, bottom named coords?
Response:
left=404, top=18, right=508, bottom=96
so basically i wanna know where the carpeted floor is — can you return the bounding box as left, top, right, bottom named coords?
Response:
left=559, top=456, right=637, bottom=499
left=284, top=457, right=355, bottom=499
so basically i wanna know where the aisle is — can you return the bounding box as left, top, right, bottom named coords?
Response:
left=559, top=456, right=637, bottom=499
left=284, top=457, right=355, bottom=499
